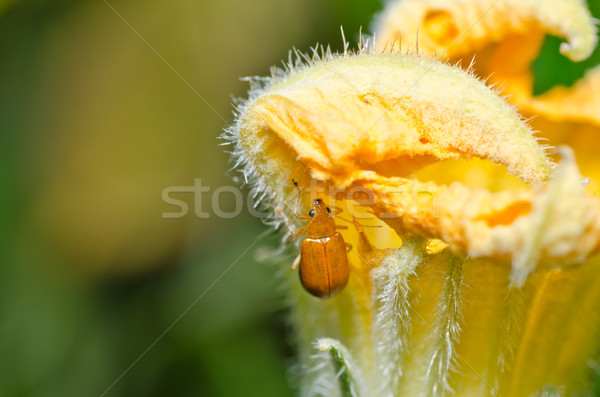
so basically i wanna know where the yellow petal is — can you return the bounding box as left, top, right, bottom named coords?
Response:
left=373, top=0, right=598, bottom=106
left=528, top=65, right=600, bottom=125
left=523, top=68, right=600, bottom=196
left=235, top=52, right=552, bottom=196
left=373, top=0, right=597, bottom=61
left=360, top=148, right=600, bottom=285
left=230, top=48, right=600, bottom=396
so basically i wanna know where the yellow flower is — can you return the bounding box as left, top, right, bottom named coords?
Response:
left=225, top=1, right=600, bottom=395
left=373, top=0, right=600, bottom=192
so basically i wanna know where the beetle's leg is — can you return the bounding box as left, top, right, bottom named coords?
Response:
left=335, top=224, right=348, bottom=230
left=293, top=195, right=310, bottom=219
left=285, top=228, right=306, bottom=242
left=291, top=254, right=301, bottom=271
left=276, top=207, right=307, bottom=237
left=345, top=242, right=353, bottom=252
left=294, top=208, right=310, bottom=219
left=336, top=215, right=381, bottom=228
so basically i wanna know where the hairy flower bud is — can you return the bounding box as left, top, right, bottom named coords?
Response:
left=225, top=38, right=600, bottom=396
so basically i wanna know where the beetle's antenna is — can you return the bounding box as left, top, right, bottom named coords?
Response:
left=292, top=178, right=303, bottom=198
left=291, top=179, right=310, bottom=219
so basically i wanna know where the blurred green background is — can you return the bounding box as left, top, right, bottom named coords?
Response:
left=0, top=0, right=381, bottom=396
left=0, top=0, right=598, bottom=396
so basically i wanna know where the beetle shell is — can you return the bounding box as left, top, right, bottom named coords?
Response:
left=299, top=232, right=349, bottom=299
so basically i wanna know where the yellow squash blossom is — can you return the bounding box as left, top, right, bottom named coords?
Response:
left=373, top=0, right=600, bottom=192
left=225, top=0, right=600, bottom=396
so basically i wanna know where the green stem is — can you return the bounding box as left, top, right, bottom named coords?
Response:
left=317, top=338, right=359, bottom=397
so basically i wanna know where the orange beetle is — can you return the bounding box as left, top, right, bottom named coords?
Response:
left=286, top=198, right=350, bottom=299
left=277, top=180, right=376, bottom=298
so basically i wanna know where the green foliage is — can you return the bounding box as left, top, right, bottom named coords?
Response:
left=1, top=0, right=599, bottom=396
left=532, top=1, right=600, bottom=95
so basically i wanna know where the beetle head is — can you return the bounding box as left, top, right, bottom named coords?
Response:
left=310, top=199, right=331, bottom=217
